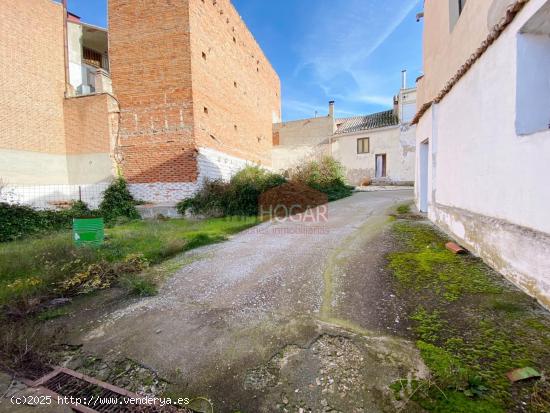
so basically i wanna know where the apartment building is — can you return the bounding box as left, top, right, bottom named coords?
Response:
left=0, top=0, right=280, bottom=207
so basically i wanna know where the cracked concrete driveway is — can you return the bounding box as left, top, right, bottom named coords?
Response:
left=69, top=190, right=428, bottom=413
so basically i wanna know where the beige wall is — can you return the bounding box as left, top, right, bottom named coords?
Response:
left=417, top=0, right=516, bottom=108
left=0, top=150, right=69, bottom=185
left=274, top=116, right=334, bottom=147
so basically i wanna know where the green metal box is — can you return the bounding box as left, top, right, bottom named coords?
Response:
left=73, top=218, right=104, bottom=247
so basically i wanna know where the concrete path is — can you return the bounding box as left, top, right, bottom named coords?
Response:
left=71, top=190, right=427, bottom=412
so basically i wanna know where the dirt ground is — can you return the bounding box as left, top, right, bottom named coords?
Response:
left=1, top=190, right=548, bottom=413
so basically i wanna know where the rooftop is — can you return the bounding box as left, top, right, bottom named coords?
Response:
left=335, top=110, right=399, bottom=135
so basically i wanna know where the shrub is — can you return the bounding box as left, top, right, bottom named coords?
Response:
left=177, top=166, right=286, bottom=217
left=177, top=179, right=231, bottom=217
left=289, top=156, right=353, bottom=201
left=99, top=177, right=140, bottom=224
left=226, top=166, right=286, bottom=216
left=0, top=201, right=98, bottom=242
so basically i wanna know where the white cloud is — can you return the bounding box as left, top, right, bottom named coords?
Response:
left=294, top=0, right=421, bottom=108
left=299, top=0, right=420, bottom=79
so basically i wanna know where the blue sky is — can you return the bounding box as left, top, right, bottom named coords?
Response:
left=62, top=0, right=423, bottom=121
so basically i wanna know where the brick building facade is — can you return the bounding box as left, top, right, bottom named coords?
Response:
left=1, top=0, right=280, bottom=207
left=109, top=0, right=281, bottom=203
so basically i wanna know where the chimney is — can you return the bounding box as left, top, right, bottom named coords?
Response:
left=401, top=70, right=407, bottom=90
left=329, top=100, right=335, bottom=118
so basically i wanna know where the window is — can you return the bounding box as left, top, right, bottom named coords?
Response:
left=449, top=0, right=467, bottom=31
left=516, top=1, right=550, bottom=135
left=357, top=138, right=370, bottom=154
left=458, top=0, right=467, bottom=15
left=234, top=81, right=237, bottom=88
left=202, top=52, right=207, bottom=60
left=203, top=107, right=208, bottom=114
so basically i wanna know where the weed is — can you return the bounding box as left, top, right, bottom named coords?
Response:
left=120, top=275, right=158, bottom=297
left=396, top=204, right=411, bottom=214
left=37, top=307, right=69, bottom=321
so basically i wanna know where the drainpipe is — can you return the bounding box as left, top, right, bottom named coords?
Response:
left=62, top=0, right=70, bottom=97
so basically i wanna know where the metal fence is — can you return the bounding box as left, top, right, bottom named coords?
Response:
left=0, top=183, right=110, bottom=210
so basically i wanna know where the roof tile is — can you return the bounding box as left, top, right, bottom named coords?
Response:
left=335, top=110, right=398, bottom=135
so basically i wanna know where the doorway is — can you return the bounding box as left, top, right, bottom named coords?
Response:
left=419, top=140, right=429, bottom=212
left=375, top=154, right=386, bottom=178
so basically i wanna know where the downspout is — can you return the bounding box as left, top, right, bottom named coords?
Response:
left=62, top=0, right=70, bottom=97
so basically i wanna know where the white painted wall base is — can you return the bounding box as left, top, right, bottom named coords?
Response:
left=432, top=203, right=550, bottom=310
left=129, top=147, right=256, bottom=204
left=128, top=182, right=201, bottom=205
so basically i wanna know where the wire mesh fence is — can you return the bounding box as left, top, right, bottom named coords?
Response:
left=0, top=183, right=110, bottom=210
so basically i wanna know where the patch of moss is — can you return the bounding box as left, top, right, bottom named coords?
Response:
left=396, top=204, right=411, bottom=214
left=387, top=220, right=550, bottom=413
left=411, top=307, right=446, bottom=343
left=36, top=307, right=69, bottom=321
left=388, top=222, right=501, bottom=302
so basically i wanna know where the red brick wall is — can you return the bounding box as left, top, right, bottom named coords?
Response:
left=108, top=0, right=198, bottom=184
left=64, top=94, right=117, bottom=154
left=189, top=0, right=281, bottom=167
left=0, top=0, right=66, bottom=154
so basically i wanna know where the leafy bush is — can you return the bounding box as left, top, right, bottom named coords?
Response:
left=289, top=156, right=354, bottom=201
left=178, top=166, right=286, bottom=216
left=0, top=201, right=98, bottom=242
left=177, top=180, right=231, bottom=217
left=99, top=177, right=140, bottom=224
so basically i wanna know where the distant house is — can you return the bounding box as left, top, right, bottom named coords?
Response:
left=0, top=0, right=280, bottom=208
left=273, top=81, right=417, bottom=186
left=413, top=0, right=550, bottom=309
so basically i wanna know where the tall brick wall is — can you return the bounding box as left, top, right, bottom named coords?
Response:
left=189, top=0, right=281, bottom=167
left=64, top=94, right=118, bottom=154
left=108, top=0, right=197, bottom=184
left=0, top=0, right=66, bottom=154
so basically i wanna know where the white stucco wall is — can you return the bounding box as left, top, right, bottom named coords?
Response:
left=415, top=0, right=550, bottom=308
left=333, top=126, right=415, bottom=185
left=67, top=21, right=84, bottom=92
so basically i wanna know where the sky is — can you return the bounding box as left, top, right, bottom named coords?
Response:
left=61, top=0, right=424, bottom=121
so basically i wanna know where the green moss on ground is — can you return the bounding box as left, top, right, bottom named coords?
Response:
left=396, top=203, right=411, bottom=214
left=387, top=221, right=550, bottom=413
